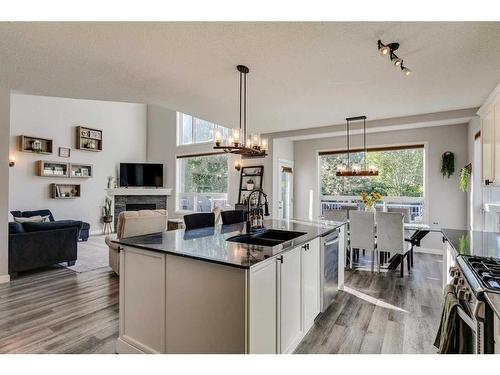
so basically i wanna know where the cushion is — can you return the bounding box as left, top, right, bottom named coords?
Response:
left=8, top=222, right=25, bottom=234
left=13, top=215, right=48, bottom=223
left=22, top=221, right=82, bottom=233
left=11, top=209, right=55, bottom=222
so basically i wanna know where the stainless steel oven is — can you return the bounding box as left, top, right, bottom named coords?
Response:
left=452, top=257, right=496, bottom=353
left=320, top=229, right=339, bottom=312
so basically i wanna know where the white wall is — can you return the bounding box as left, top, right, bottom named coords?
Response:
left=0, top=88, right=10, bottom=283
left=293, top=123, right=469, bottom=249
left=146, top=105, right=241, bottom=219
left=9, top=94, right=147, bottom=234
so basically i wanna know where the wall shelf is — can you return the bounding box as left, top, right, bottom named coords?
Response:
left=76, top=126, right=103, bottom=152
left=70, top=163, right=93, bottom=178
left=51, top=183, right=81, bottom=199
left=238, top=166, right=264, bottom=204
left=37, top=161, right=70, bottom=178
left=19, top=135, right=53, bottom=154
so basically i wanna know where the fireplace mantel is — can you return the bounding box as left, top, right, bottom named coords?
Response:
left=106, top=188, right=172, bottom=196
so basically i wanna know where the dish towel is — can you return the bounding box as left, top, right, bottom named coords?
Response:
left=433, top=284, right=473, bottom=354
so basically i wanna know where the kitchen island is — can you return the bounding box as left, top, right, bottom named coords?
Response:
left=113, top=219, right=346, bottom=354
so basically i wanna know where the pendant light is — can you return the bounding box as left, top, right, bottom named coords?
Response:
left=214, top=65, right=267, bottom=158
left=336, top=116, right=379, bottom=177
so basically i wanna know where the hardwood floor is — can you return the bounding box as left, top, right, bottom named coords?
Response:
left=295, top=253, right=443, bottom=354
left=0, top=252, right=441, bottom=354
left=0, top=266, right=119, bottom=354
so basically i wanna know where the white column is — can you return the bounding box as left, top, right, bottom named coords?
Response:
left=0, top=87, right=10, bottom=283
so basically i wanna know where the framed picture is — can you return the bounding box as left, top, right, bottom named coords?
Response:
left=59, top=147, right=71, bottom=158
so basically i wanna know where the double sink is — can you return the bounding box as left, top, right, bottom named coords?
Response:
left=227, top=229, right=307, bottom=247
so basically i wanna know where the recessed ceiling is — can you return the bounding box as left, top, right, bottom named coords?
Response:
left=0, top=22, right=499, bottom=133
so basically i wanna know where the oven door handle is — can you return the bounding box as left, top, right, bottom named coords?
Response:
left=457, top=306, right=477, bottom=333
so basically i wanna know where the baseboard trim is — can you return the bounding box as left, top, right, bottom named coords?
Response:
left=414, top=247, right=443, bottom=255
left=0, top=274, right=11, bottom=284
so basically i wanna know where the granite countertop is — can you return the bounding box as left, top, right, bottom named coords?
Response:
left=442, top=228, right=500, bottom=258
left=113, top=219, right=347, bottom=269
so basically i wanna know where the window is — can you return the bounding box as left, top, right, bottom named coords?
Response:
left=177, top=153, right=228, bottom=212
left=177, top=112, right=229, bottom=146
left=319, top=145, right=425, bottom=222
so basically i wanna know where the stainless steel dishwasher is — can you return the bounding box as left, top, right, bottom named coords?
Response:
left=320, top=228, right=340, bottom=313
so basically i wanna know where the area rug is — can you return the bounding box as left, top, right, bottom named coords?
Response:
left=60, top=235, right=112, bottom=273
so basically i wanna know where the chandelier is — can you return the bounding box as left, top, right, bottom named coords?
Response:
left=213, top=65, right=267, bottom=158
left=336, top=116, right=379, bottom=177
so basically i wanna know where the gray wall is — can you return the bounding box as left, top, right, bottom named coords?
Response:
left=146, top=105, right=241, bottom=219
left=0, top=88, right=10, bottom=282
left=293, top=123, right=469, bottom=250
left=9, top=94, right=147, bottom=233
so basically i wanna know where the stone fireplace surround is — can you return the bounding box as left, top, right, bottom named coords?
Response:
left=106, top=188, right=172, bottom=231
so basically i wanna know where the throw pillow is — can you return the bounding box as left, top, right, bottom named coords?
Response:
left=13, top=215, right=44, bottom=223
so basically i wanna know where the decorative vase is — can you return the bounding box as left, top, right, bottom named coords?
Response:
left=365, top=205, right=375, bottom=212
left=247, top=183, right=255, bottom=190
left=103, top=216, right=113, bottom=224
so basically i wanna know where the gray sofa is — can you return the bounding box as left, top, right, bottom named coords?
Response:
left=8, top=220, right=82, bottom=277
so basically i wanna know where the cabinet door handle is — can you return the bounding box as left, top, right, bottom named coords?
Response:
left=278, top=256, right=283, bottom=264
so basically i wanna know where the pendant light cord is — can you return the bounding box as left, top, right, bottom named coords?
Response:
left=346, top=118, right=350, bottom=170
left=244, top=70, right=247, bottom=142
left=363, top=117, right=367, bottom=170
left=239, top=71, right=243, bottom=136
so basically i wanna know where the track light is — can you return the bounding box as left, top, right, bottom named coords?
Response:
left=378, top=40, right=411, bottom=76
left=391, top=53, right=402, bottom=67
left=401, top=66, right=411, bottom=76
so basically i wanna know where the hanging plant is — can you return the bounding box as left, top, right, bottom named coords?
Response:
left=459, top=164, right=472, bottom=192
left=441, top=151, right=455, bottom=178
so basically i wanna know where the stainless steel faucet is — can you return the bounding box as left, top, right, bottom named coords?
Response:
left=246, top=188, right=270, bottom=233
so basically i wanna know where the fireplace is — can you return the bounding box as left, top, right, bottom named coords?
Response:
left=113, top=194, right=168, bottom=230
left=126, top=203, right=157, bottom=211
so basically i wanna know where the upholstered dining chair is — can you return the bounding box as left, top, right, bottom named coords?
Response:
left=322, top=209, right=348, bottom=222
left=105, top=209, right=167, bottom=275
left=349, top=211, right=376, bottom=272
left=387, top=206, right=411, bottom=223
left=183, top=212, right=215, bottom=230
left=376, top=211, right=411, bottom=277
left=221, top=210, right=245, bottom=225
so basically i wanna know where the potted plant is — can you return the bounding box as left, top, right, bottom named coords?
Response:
left=360, top=191, right=382, bottom=212
left=103, top=197, right=113, bottom=223
left=246, top=178, right=255, bottom=191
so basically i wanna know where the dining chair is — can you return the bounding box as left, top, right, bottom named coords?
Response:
left=183, top=212, right=215, bottom=230
left=349, top=211, right=376, bottom=272
left=322, top=208, right=348, bottom=222
left=376, top=211, right=411, bottom=277
left=387, top=206, right=411, bottom=223
left=221, top=209, right=246, bottom=225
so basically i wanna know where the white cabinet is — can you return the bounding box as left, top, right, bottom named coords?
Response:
left=479, top=84, right=500, bottom=186
left=248, top=259, right=278, bottom=354
left=302, top=238, right=320, bottom=331
left=278, top=245, right=303, bottom=354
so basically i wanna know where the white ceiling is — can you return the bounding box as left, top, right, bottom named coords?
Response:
left=0, top=22, right=499, bottom=133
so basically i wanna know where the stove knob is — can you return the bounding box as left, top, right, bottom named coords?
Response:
left=457, top=287, right=466, bottom=300
left=458, top=278, right=465, bottom=286
left=464, top=291, right=472, bottom=302
left=449, top=267, right=458, bottom=277
left=454, top=270, right=461, bottom=278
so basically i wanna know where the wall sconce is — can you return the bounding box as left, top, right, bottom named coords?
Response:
left=9, top=156, right=15, bottom=167
left=234, top=160, right=242, bottom=171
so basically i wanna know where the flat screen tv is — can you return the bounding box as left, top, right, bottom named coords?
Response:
left=119, top=163, right=164, bottom=188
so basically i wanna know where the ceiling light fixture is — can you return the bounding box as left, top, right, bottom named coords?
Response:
left=214, top=65, right=267, bottom=158
left=401, top=65, right=412, bottom=76
left=378, top=39, right=412, bottom=76
left=336, top=116, right=379, bottom=177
